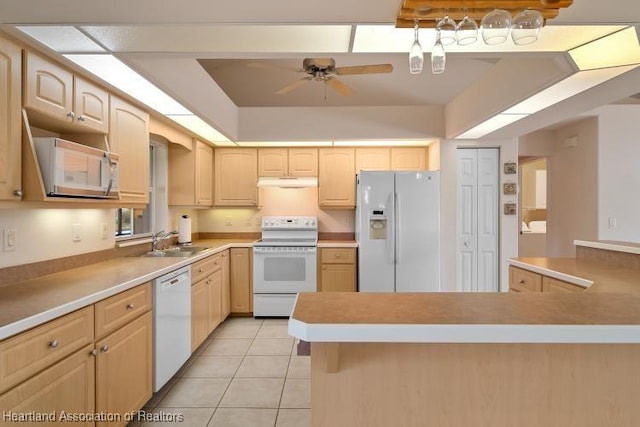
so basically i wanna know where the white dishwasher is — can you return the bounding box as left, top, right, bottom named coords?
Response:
left=153, top=266, right=191, bottom=392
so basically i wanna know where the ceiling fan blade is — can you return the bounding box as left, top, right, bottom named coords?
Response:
left=326, top=77, right=353, bottom=96
left=276, top=77, right=312, bottom=95
left=335, top=64, right=394, bottom=75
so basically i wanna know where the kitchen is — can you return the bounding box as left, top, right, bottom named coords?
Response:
left=2, top=0, right=640, bottom=426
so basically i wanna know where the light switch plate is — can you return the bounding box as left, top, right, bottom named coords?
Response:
left=72, top=223, right=82, bottom=242
left=3, top=229, right=16, bottom=252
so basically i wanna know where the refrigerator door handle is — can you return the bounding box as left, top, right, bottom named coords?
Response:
left=395, top=192, right=400, bottom=265
left=388, top=192, right=395, bottom=265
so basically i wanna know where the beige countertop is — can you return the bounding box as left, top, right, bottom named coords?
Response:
left=574, top=239, right=640, bottom=255
left=509, top=257, right=640, bottom=293
left=0, top=239, right=254, bottom=340
left=317, top=240, right=357, bottom=248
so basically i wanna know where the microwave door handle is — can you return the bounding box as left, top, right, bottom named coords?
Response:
left=104, top=154, right=114, bottom=197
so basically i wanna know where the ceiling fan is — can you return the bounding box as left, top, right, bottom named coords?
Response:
left=272, top=58, right=393, bottom=96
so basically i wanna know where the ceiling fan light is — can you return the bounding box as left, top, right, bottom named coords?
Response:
left=409, top=40, right=424, bottom=74
left=481, top=9, right=512, bottom=45
left=511, top=9, right=544, bottom=45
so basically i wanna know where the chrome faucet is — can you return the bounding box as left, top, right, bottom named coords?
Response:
left=151, top=230, right=178, bottom=251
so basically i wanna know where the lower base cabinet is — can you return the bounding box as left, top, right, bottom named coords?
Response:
left=230, top=248, right=253, bottom=314
left=318, top=248, right=357, bottom=292
left=509, top=266, right=585, bottom=293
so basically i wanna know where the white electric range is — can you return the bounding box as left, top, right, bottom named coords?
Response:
left=253, top=216, right=318, bottom=317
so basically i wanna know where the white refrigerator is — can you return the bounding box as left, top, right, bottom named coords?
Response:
left=356, top=171, right=440, bottom=292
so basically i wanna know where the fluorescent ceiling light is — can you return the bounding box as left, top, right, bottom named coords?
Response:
left=569, top=27, right=640, bottom=71
left=332, top=140, right=434, bottom=146
left=235, top=141, right=333, bottom=147
left=167, top=115, right=231, bottom=144
left=352, top=25, right=625, bottom=53
left=16, top=26, right=106, bottom=53
left=457, top=114, right=528, bottom=139
left=503, top=64, right=640, bottom=115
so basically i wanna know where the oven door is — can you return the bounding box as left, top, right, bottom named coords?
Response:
left=253, top=246, right=317, bottom=293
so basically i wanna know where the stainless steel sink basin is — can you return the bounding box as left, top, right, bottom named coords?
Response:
left=140, top=246, right=209, bottom=257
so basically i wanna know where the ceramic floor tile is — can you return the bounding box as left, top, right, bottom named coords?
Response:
left=256, top=324, right=291, bottom=338
left=158, top=377, right=231, bottom=408
left=247, top=338, right=294, bottom=356
left=235, top=355, right=290, bottom=378
left=275, top=409, right=311, bottom=427
left=280, top=378, right=310, bottom=409
left=219, top=317, right=264, bottom=328
left=202, top=338, right=253, bottom=356
left=286, top=356, right=310, bottom=379
left=182, top=355, right=243, bottom=378
left=261, top=318, right=290, bottom=326
left=144, top=377, right=178, bottom=408
left=215, top=324, right=261, bottom=338
left=138, top=407, right=214, bottom=427
left=219, top=378, right=285, bottom=408
left=207, top=408, right=278, bottom=427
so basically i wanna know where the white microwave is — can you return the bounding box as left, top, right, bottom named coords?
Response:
left=33, top=137, right=120, bottom=199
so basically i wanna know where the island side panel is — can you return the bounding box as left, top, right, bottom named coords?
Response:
left=311, top=342, right=640, bottom=427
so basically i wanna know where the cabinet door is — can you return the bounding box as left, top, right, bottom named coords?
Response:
left=258, top=148, right=288, bottom=177
left=230, top=248, right=253, bottom=313
left=209, top=270, right=223, bottom=332
left=95, top=311, right=152, bottom=427
left=73, top=76, right=109, bottom=133
left=390, top=147, right=428, bottom=170
left=214, top=148, right=258, bottom=206
left=24, top=50, right=73, bottom=123
left=355, top=148, right=390, bottom=172
left=191, top=278, right=210, bottom=352
left=168, top=139, right=196, bottom=206
left=109, top=96, right=150, bottom=204
left=0, top=35, right=22, bottom=200
left=542, top=276, right=584, bottom=293
left=320, top=264, right=356, bottom=292
left=195, top=140, right=214, bottom=206
left=0, top=345, right=95, bottom=427
left=318, top=148, right=355, bottom=208
left=509, top=266, right=542, bottom=292
left=221, top=250, right=231, bottom=320
left=289, top=148, right=318, bottom=177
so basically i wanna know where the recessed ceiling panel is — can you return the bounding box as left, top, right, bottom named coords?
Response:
left=81, top=25, right=352, bottom=53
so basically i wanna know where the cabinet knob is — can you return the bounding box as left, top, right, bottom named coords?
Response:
left=335, top=254, right=342, bottom=258
left=13, top=189, right=23, bottom=197
left=126, top=303, right=134, bottom=310
left=77, top=115, right=86, bottom=122
left=66, top=111, right=75, bottom=119
left=100, top=344, right=109, bottom=353
left=519, top=279, right=525, bottom=284
left=48, top=340, right=59, bottom=348
left=89, top=349, right=98, bottom=357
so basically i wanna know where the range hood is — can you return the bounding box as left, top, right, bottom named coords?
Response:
left=257, top=177, right=318, bottom=188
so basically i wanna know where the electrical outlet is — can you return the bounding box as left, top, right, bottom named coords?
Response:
left=254, top=217, right=261, bottom=226
left=3, top=228, right=16, bottom=252
left=72, top=223, right=82, bottom=242
left=246, top=217, right=252, bottom=226
left=608, top=217, right=617, bottom=229
left=225, top=217, right=232, bottom=226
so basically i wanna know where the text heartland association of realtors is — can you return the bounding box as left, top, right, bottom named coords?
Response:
left=2, top=410, right=184, bottom=423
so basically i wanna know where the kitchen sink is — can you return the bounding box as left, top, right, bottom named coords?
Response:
left=140, top=246, right=209, bottom=257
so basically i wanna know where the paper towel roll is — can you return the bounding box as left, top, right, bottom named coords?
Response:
left=178, top=215, right=192, bottom=244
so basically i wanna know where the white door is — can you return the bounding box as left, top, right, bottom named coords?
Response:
left=456, top=148, right=499, bottom=292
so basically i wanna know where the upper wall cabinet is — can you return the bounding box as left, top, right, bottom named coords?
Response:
left=355, top=148, right=390, bottom=172
left=318, top=148, right=355, bottom=208
left=24, top=51, right=109, bottom=134
left=109, top=96, right=149, bottom=205
left=169, top=139, right=213, bottom=207
left=258, top=148, right=318, bottom=177
left=390, top=147, right=428, bottom=170
left=0, top=35, right=22, bottom=201
left=214, top=148, right=258, bottom=206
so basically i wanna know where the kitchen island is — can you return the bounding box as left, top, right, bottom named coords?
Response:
left=289, top=292, right=640, bottom=427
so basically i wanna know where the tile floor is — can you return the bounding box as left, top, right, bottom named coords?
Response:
left=130, top=317, right=310, bottom=427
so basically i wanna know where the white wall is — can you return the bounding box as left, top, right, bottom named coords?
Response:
left=439, top=138, right=519, bottom=292
left=594, top=105, right=640, bottom=242
left=198, top=187, right=353, bottom=233
left=0, top=208, right=115, bottom=268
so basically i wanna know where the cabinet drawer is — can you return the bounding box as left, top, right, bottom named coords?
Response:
left=543, top=276, right=585, bottom=293
left=192, top=253, right=222, bottom=284
left=509, top=266, right=542, bottom=292
left=321, top=248, right=356, bottom=264
left=94, top=282, right=152, bottom=339
left=0, top=306, right=94, bottom=394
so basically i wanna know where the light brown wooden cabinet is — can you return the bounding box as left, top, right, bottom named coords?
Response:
left=191, top=253, right=224, bottom=351
left=258, top=148, right=318, bottom=177
left=542, top=276, right=585, bottom=293
left=390, top=147, right=428, bottom=170
left=109, top=96, right=150, bottom=205
left=169, top=139, right=213, bottom=206
left=24, top=50, right=109, bottom=133
left=318, top=148, right=355, bottom=208
left=221, top=250, right=231, bottom=320
left=0, top=35, right=22, bottom=201
left=230, top=248, right=253, bottom=314
left=509, top=266, right=585, bottom=293
left=355, top=148, right=390, bottom=172
left=318, top=248, right=357, bottom=292
left=191, top=277, right=210, bottom=351
left=214, top=148, right=258, bottom=206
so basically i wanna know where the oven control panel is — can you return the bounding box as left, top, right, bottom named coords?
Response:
left=253, top=246, right=317, bottom=253
left=261, top=216, right=317, bottom=230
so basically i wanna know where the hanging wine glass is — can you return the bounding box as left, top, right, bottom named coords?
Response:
left=511, top=9, right=544, bottom=45
left=480, top=9, right=512, bottom=45
left=431, top=29, right=446, bottom=74
left=456, top=14, right=478, bottom=46
left=409, top=20, right=424, bottom=74
left=436, top=15, right=457, bottom=46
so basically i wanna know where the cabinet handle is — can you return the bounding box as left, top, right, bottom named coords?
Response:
left=66, top=111, right=75, bottom=119
left=126, top=303, right=134, bottom=310
left=519, top=279, right=525, bottom=284
left=77, top=115, right=86, bottom=122
left=48, top=340, right=59, bottom=348
left=199, top=268, right=204, bottom=273
left=13, top=189, right=23, bottom=197
left=100, top=344, right=109, bottom=353
left=335, top=254, right=342, bottom=258
left=89, top=349, right=97, bottom=357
